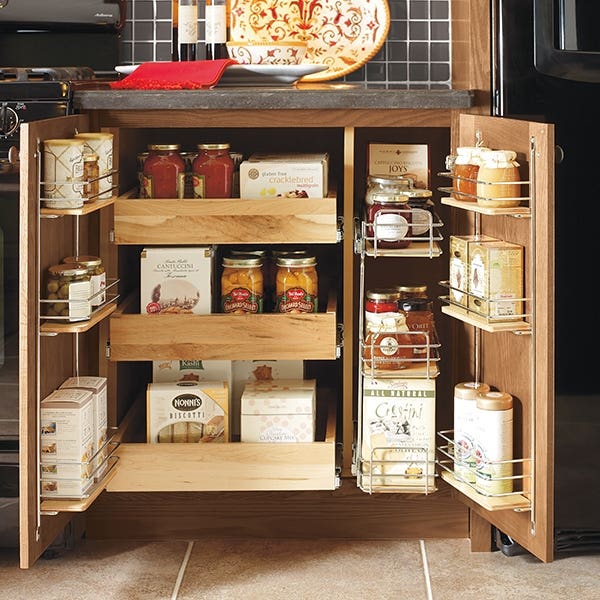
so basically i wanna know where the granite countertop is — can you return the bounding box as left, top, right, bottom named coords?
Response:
left=73, top=82, right=474, bottom=111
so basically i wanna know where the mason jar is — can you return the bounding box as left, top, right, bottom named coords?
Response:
left=221, top=254, right=264, bottom=314
left=63, top=255, right=106, bottom=307
left=45, top=263, right=92, bottom=321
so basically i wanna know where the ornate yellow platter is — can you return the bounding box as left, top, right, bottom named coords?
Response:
left=229, top=0, right=391, bottom=82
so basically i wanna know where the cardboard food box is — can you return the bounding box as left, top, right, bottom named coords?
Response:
left=140, top=246, right=213, bottom=315
left=147, top=380, right=229, bottom=443
left=40, top=475, right=94, bottom=498
left=361, top=377, right=436, bottom=490
left=368, top=143, right=429, bottom=189
left=241, top=379, right=316, bottom=443
left=449, top=234, right=497, bottom=309
left=40, top=388, right=94, bottom=465
left=468, top=240, right=524, bottom=320
left=240, top=153, right=329, bottom=199
left=59, top=376, right=108, bottom=473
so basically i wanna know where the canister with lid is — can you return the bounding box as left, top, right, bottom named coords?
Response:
left=453, top=381, right=491, bottom=483
left=275, top=253, right=318, bottom=313
left=63, top=255, right=106, bottom=307
left=142, top=144, right=186, bottom=199
left=474, top=390, right=514, bottom=495
left=192, top=142, right=234, bottom=198
left=45, top=263, right=92, bottom=321
left=365, top=175, right=412, bottom=249
left=476, top=150, right=521, bottom=208
left=221, top=254, right=264, bottom=314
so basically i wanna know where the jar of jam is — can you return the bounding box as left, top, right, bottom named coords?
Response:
left=365, top=175, right=412, bottom=249
left=142, top=144, right=186, bottom=199
left=275, top=254, right=318, bottom=313
left=407, top=192, right=436, bottom=239
left=363, top=312, right=413, bottom=371
left=452, top=146, right=490, bottom=201
left=221, top=254, right=264, bottom=314
left=364, top=288, right=402, bottom=332
left=397, top=285, right=428, bottom=300
left=192, top=143, right=234, bottom=198
left=398, top=297, right=435, bottom=359
left=45, top=263, right=91, bottom=321
left=63, top=255, right=106, bottom=307
left=476, top=150, right=521, bottom=208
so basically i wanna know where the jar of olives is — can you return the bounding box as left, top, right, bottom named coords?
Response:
left=275, top=253, right=318, bottom=313
left=45, top=263, right=92, bottom=321
left=63, top=255, right=106, bottom=307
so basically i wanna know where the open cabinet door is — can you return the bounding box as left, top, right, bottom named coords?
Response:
left=19, top=114, right=91, bottom=568
left=441, top=113, right=555, bottom=562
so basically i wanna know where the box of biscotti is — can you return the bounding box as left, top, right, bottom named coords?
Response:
left=140, top=246, right=213, bottom=315
left=147, top=380, right=229, bottom=443
left=239, top=153, right=329, bottom=199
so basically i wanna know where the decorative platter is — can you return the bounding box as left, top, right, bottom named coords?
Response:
left=229, top=0, right=391, bottom=82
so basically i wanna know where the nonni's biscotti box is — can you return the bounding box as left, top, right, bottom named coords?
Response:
left=240, top=153, right=329, bottom=199
left=147, top=380, right=229, bottom=443
left=140, top=246, right=213, bottom=315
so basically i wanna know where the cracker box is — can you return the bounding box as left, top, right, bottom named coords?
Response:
left=241, top=379, right=316, bottom=443
left=153, top=359, right=233, bottom=385
left=147, top=380, right=229, bottom=443
left=240, top=153, right=329, bottom=199
left=40, top=388, right=94, bottom=465
left=59, top=376, right=108, bottom=473
left=468, top=240, right=524, bottom=320
left=41, top=475, right=94, bottom=498
left=361, top=377, right=436, bottom=490
left=140, top=246, right=213, bottom=315
left=231, top=360, right=304, bottom=441
left=368, top=143, right=429, bottom=189
left=449, top=235, right=497, bottom=309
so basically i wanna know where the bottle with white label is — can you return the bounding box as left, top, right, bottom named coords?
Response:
left=205, top=0, right=228, bottom=60
left=453, top=381, right=490, bottom=483
left=178, top=0, right=198, bottom=61
left=474, top=390, right=514, bottom=496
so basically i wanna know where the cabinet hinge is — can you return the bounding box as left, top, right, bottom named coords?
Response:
left=109, top=229, right=115, bottom=243
left=336, top=323, right=344, bottom=358
left=105, top=341, right=111, bottom=359
left=336, top=216, right=344, bottom=242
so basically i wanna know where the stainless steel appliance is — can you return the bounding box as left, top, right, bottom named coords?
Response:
left=493, top=0, right=600, bottom=554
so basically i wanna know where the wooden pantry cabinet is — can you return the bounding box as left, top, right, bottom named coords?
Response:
left=19, top=106, right=554, bottom=568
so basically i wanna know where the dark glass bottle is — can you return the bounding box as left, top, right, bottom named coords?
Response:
left=205, top=0, right=228, bottom=60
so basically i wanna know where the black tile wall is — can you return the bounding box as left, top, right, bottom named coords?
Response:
left=121, top=0, right=451, bottom=88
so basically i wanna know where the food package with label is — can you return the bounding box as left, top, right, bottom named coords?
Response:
left=361, top=377, right=436, bottom=491
left=147, top=380, right=229, bottom=443
left=468, top=239, right=524, bottom=320
left=239, top=153, right=329, bottom=199
left=140, top=246, right=213, bottom=315
left=241, top=379, right=316, bottom=443
left=59, top=376, right=108, bottom=476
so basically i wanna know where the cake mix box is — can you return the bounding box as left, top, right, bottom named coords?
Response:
left=140, top=246, right=213, bottom=315
left=147, top=380, right=229, bottom=443
left=240, top=153, right=329, bottom=199
left=241, top=379, right=316, bottom=443
left=468, top=240, right=524, bottom=320
left=361, top=377, right=436, bottom=490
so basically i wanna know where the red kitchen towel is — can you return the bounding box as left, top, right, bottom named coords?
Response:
left=110, top=59, right=236, bottom=90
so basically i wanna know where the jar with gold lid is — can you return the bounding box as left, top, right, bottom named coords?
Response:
left=63, top=255, right=106, bottom=307
left=275, top=253, right=318, bottom=313
left=142, top=144, right=186, bottom=199
left=45, top=263, right=91, bottom=321
left=192, top=143, right=234, bottom=198
left=476, top=150, right=521, bottom=208
left=221, top=254, right=264, bottom=314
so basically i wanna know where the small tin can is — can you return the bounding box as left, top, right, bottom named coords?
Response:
left=275, top=253, right=318, bottom=313
left=45, top=263, right=92, bottom=321
left=63, top=255, right=106, bottom=307
left=221, top=254, right=264, bottom=314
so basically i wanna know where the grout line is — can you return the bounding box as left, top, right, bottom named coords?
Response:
left=171, top=540, right=194, bottom=600
left=420, top=539, right=434, bottom=600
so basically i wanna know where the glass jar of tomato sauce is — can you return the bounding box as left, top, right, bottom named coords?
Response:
left=192, top=143, right=234, bottom=198
left=142, top=144, right=186, bottom=199
left=275, top=253, right=318, bottom=313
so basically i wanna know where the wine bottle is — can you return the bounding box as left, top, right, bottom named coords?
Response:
left=178, top=0, right=198, bottom=61
left=205, top=0, right=228, bottom=60
left=171, top=0, right=179, bottom=60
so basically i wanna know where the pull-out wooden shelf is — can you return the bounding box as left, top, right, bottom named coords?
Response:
left=106, top=395, right=338, bottom=493
left=113, top=192, right=339, bottom=245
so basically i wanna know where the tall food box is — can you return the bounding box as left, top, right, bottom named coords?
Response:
left=468, top=240, right=524, bottom=320
left=241, top=379, right=316, bottom=443
left=240, top=153, right=329, bottom=199
left=147, top=380, right=229, bottom=443
left=360, top=377, right=436, bottom=491
left=140, top=246, right=213, bottom=314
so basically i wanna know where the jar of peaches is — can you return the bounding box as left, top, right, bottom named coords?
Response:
left=275, top=253, right=318, bottom=313
left=221, top=254, right=264, bottom=314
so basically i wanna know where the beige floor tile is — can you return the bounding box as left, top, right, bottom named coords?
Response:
left=178, top=537, right=429, bottom=600
left=0, top=540, right=188, bottom=600
left=424, top=538, right=600, bottom=600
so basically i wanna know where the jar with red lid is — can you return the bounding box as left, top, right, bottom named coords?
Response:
left=192, top=143, right=234, bottom=198
left=365, top=175, right=412, bottom=249
left=142, top=144, right=186, bottom=199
